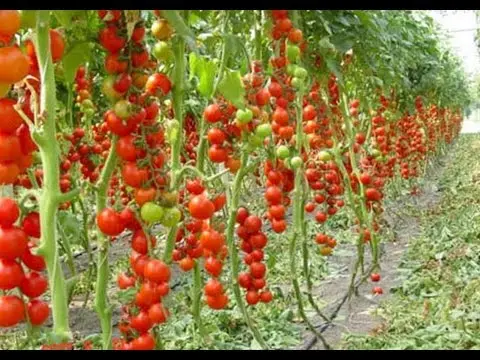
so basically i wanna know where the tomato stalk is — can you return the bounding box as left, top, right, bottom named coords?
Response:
left=225, top=148, right=268, bottom=349
left=289, top=88, right=330, bottom=349
left=163, top=12, right=186, bottom=264
left=32, top=10, right=71, bottom=342
left=94, top=136, right=118, bottom=350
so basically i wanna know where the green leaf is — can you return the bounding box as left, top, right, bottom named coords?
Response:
left=63, top=42, right=92, bottom=84
left=197, top=59, right=217, bottom=99
left=189, top=52, right=199, bottom=81
left=53, top=10, right=82, bottom=28
left=325, top=57, right=343, bottom=85
left=218, top=69, right=245, bottom=109
left=57, top=211, right=82, bottom=243
left=161, top=10, right=198, bottom=52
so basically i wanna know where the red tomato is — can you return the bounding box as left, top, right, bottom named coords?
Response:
left=96, top=208, right=125, bottom=236
left=0, top=258, right=24, bottom=290
left=0, top=197, right=19, bottom=228
left=144, top=259, right=171, bottom=284
left=188, top=195, right=215, bottom=220
left=0, top=295, right=24, bottom=327
left=0, top=226, right=28, bottom=260
left=19, top=271, right=47, bottom=298
left=22, top=212, right=40, bottom=238
left=27, top=299, right=49, bottom=326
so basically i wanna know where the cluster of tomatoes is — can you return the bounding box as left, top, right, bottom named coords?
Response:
left=0, top=10, right=29, bottom=96
left=0, top=198, right=49, bottom=329
left=181, top=181, right=229, bottom=309
left=235, top=207, right=272, bottom=305
left=114, top=256, right=171, bottom=350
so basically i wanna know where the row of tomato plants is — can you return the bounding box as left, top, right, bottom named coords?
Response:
left=0, top=10, right=465, bottom=349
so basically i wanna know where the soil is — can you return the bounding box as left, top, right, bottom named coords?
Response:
left=299, top=152, right=452, bottom=350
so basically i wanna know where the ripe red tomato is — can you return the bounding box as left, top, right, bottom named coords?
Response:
left=21, top=244, right=46, bottom=271
left=0, top=197, right=19, bottom=228
left=271, top=219, right=286, bottom=233
left=19, top=271, right=47, bottom=298
left=244, top=215, right=262, bottom=234
left=246, top=290, right=259, bottom=305
left=179, top=256, right=195, bottom=271
left=204, top=278, right=223, bottom=297
left=260, top=290, right=273, bottom=303
left=186, top=179, right=205, bottom=195
left=0, top=258, right=24, bottom=290
left=0, top=47, right=29, bottom=84
left=212, top=193, right=226, bottom=212
left=144, top=259, right=170, bottom=284
left=148, top=302, right=167, bottom=324
left=264, top=186, right=283, bottom=205
left=131, top=333, right=155, bottom=350
left=0, top=133, right=21, bottom=162
left=0, top=295, right=24, bottom=327
left=27, top=299, right=49, bottom=326
left=236, top=207, right=249, bottom=225
left=131, top=230, right=157, bottom=255
left=117, top=272, right=136, bottom=289
left=130, top=310, right=152, bottom=334
left=145, top=73, right=171, bottom=96
left=272, top=107, right=289, bottom=126
left=250, top=262, right=266, bottom=279
left=188, top=195, right=215, bottom=220
left=49, top=29, right=65, bottom=63
left=200, top=230, right=225, bottom=253
left=207, top=128, right=226, bottom=145
left=99, top=25, right=126, bottom=53
left=204, top=104, right=222, bottom=123
left=22, top=212, right=40, bottom=238
left=204, top=256, right=222, bottom=277
left=0, top=98, right=23, bottom=134
left=205, top=294, right=228, bottom=310
left=96, top=208, right=125, bottom=236
left=371, top=273, right=381, bottom=282
left=121, top=162, right=149, bottom=188
left=208, top=145, right=228, bottom=163
left=0, top=226, right=28, bottom=260
left=250, top=233, right=267, bottom=249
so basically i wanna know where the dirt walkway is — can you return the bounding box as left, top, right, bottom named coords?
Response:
left=299, top=151, right=453, bottom=350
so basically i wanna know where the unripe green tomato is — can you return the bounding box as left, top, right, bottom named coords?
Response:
left=371, top=149, right=382, bottom=159
left=141, top=202, right=165, bottom=224
left=250, top=134, right=264, bottom=147
left=166, top=119, right=180, bottom=144
left=102, top=76, right=122, bottom=101
left=291, top=77, right=303, bottom=89
left=276, top=145, right=290, bottom=160
left=114, top=100, right=131, bottom=119
left=82, top=99, right=94, bottom=109
left=255, top=123, right=272, bottom=139
left=83, top=108, right=95, bottom=117
left=318, top=150, right=333, bottom=162
left=290, top=156, right=303, bottom=169
left=294, top=67, right=308, bottom=79
left=236, top=109, right=253, bottom=124
left=161, top=207, right=181, bottom=227
left=19, top=10, right=36, bottom=29
left=152, top=41, right=173, bottom=62
left=287, top=45, right=300, bottom=63
left=286, top=64, right=298, bottom=76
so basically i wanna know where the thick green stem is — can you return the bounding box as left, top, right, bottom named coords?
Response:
left=226, top=151, right=268, bottom=349
left=33, top=10, right=70, bottom=342
left=289, top=88, right=330, bottom=348
left=164, top=12, right=186, bottom=264
left=94, top=137, right=118, bottom=350
left=254, top=10, right=262, bottom=62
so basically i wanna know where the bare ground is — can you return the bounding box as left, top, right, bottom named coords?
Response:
left=299, top=153, right=452, bottom=350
